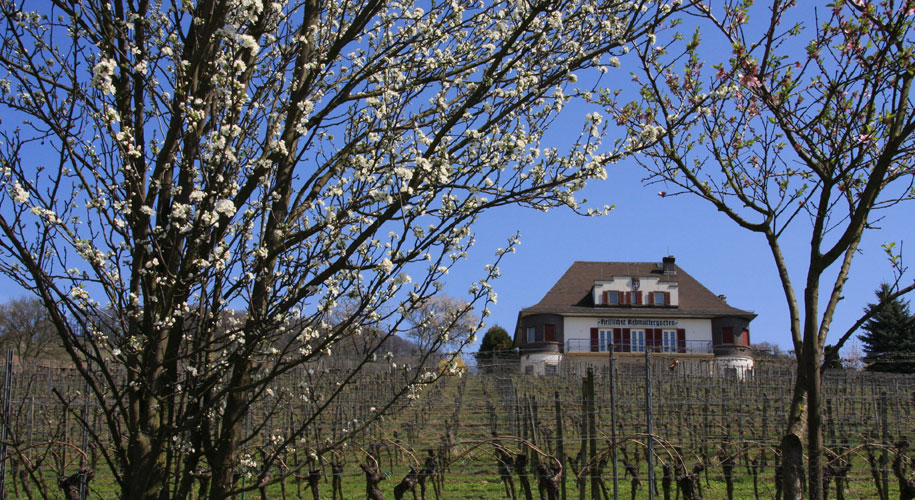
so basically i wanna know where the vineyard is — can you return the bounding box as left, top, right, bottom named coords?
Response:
left=2, top=353, right=915, bottom=499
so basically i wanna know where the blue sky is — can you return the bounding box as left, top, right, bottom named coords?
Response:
left=1, top=1, right=910, bottom=357
left=443, top=2, right=915, bottom=356
left=452, top=157, right=913, bottom=354
left=0, top=81, right=908, bottom=357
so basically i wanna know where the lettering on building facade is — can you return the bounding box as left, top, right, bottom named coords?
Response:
left=597, top=318, right=679, bottom=327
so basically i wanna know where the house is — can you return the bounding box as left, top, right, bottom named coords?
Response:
left=513, top=256, right=755, bottom=376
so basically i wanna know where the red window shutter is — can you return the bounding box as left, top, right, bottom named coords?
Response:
left=722, top=327, right=734, bottom=344
left=625, top=292, right=632, bottom=305
left=613, top=328, right=622, bottom=352
left=634, top=291, right=642, bottom=305
left=648, top=292, right=655, bottom=305
left=602, top=291, right=609, bottom=305
left=664, top=292, right=671, bottom=306
left=677, top=329, right=686, bottom=353
left=653, top=329, right=662, bottom=350
left=545, top=324, right=555, bottom=342
left=742, top=328, right=750, bottom=346
left=590, top=327, right=599, bottom=352
left=622, top=328, right=631, bottom=351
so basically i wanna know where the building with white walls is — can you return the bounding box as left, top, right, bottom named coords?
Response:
left=513, top=256, right=755, bottom=376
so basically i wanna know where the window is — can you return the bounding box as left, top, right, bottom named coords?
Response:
left=524, top=365, right=534, bottom=375
left=606, top=291, right=620, bottom=305
left=527, top=327, right=537, bottom=343
left=662, top=330, right=677, bottom=353
left=598, top=330, right=613, bottom=352
left=544, top=364, right=557, bottom=376
left=653, top=292, right=666, bottom=305
left=545, top=324, right=556, bottom=342
left=630, top=330, right=645, bottom=352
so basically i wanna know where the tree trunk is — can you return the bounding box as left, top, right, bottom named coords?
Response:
left=781, top=366, right=808, bottom=500
left=124, top=388, right=169, bottom=500
left=780, top=435, right=804, bottom=500
left=207, top=357, right=255, bottom=500
left=804, top=332, right=824, bottom=500
left=125, top=438, right=168, bottom=499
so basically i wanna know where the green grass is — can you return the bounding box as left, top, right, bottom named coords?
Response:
left=9, top=453, right=902, bottom=499
left=246, top=464, right=897, bottom=500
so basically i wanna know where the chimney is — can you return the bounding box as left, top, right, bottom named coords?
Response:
left=718, top=294, right=727, bottom=303
left=662, top=255, right=676, bottom=275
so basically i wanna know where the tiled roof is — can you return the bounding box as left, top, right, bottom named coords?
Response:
left=520, top=261, right=755, bottom=319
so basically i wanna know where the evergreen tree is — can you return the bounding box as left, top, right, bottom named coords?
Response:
left=475, top=326, right=516, bottom=370
left=859, top=284, right=915, bottom=373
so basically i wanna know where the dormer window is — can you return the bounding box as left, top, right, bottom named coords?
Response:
left=596, top=279, right=675, bottom=307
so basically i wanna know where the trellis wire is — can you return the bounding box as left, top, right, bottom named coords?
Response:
left=0, top=354, right=914, bottom=498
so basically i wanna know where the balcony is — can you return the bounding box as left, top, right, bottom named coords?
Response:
left=565, top=338, right=712, bottom=354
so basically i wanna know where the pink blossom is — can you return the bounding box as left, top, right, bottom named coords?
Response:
left=740, top=74, right=760, bottom=88
left=858, top=133, right=875, bottom=144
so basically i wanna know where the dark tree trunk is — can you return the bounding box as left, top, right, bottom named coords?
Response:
left=780, top=434, right=804, bottom=500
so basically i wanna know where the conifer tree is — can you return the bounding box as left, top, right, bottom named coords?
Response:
left=859, top=284, right=915, bottom=373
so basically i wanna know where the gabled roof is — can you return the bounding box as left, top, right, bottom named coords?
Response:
left=520, top=260, right=755, bottom=319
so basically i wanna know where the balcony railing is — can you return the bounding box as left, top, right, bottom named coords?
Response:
left=565, top=338, right=712, bottom=354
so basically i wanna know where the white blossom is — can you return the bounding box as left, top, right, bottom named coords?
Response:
left=91, top=58, right=117, bottom=95
left=0, top=0, right=685, bottom=489
left=237, top=34, right=260, bottom=53
left=11, top=182, right=28, bottom=203
left=214, top=199, right=236, bottom=217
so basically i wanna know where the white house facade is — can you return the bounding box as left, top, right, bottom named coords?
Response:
left=514, top=256, right=756, bottom=377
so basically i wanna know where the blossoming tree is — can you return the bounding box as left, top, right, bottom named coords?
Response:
left=0, top=0, right=682, bottom=498
left=609, top=1, right=915, bottom=498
